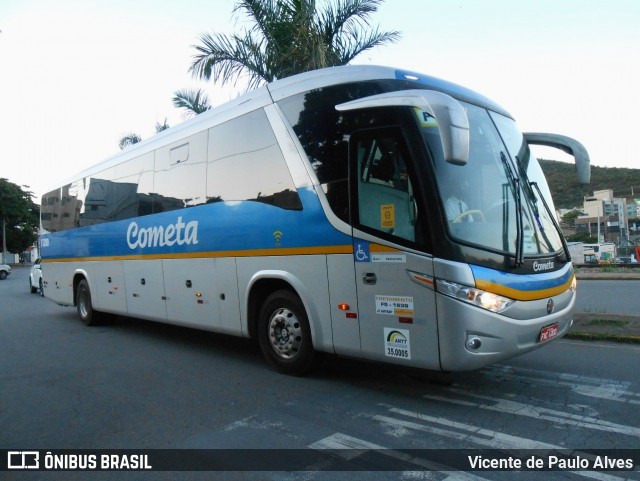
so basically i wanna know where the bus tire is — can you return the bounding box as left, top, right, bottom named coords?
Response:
left=258, top=290, right=316, bottom=376
left=76, top=279, right=100, bottom=326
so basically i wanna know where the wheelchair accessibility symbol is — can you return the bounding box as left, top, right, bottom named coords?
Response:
left=354, top=241, right=370, bottom=262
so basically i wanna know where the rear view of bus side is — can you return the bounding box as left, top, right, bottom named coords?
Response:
left=39, top=65, right=590, bottom=375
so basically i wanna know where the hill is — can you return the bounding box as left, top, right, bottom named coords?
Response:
left=539, top=159, right=640, bottom=209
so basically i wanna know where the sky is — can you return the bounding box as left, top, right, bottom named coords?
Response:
left=1, top=0, right=639, bottom=201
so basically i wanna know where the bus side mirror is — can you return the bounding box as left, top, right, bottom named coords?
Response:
left=336, top=89, right=470, bottom=165
left=524, top=132, right=591, bottom=184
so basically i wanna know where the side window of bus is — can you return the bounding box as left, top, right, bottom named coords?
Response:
left=351, top=128, right=419, bottom=244
left=41, top=187, right=62, bottom=232
left=206, top=109, right=302, bottom=210
left=153, top=132, right=208, bottom=213
left=277, top=82, right=387, bottom=222
left=75, top=158, right=153, bottom=227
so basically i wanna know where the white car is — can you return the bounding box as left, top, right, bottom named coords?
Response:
left=0, top=263, right=10, bottom=280
left=29, top=258, right=44, bottom=296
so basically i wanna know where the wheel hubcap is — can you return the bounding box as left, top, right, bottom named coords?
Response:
left=78, top=289, right=89, bottom=318
left=268, top=308, right=302, bottom=359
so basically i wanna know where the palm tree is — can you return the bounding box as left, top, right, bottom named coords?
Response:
left=172, top=89, right=212, bottom=118
left=155, top=118, right=170, bottom=133
left=118, top=133, right=142, bottom=150
left=190, top=0, right=400, bottom=89
left=117, top=120, right=169, bottom=150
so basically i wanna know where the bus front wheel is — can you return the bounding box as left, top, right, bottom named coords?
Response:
left=258, top=290, right=316, bottom=376
left=76, top=279, right=100, bottom=326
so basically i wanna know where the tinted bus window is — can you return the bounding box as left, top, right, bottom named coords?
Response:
left=41, top=188, right=61, bottom=232
left=277, top=82, right=388, bottom=221
left=153, top=131, right=208, bottom=212
left=207, top=109, right=302, bottom=210
left=353, top=127, right=419, bottom=243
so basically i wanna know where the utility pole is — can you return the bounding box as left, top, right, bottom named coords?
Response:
left=2, top=217, right=6, bottom=264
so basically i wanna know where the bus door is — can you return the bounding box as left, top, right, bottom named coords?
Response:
left=349, top=126, right=441, bottom=370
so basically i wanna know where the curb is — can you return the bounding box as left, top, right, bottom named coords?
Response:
left=575, top=273, right=640, bottom=281
left=571, top=273, right=640, bottom=343
left=565, top=331, right=640, bottom=344
left=568, top=313, right=640, bottom=344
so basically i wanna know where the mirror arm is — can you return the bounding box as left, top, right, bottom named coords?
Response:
left=524, top=132, right=591, bottom=184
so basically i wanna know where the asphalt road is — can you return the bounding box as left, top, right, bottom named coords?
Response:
left=1, top=267, right=639, bottom=480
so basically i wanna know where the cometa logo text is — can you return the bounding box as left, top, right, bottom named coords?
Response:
left=533, top=260, right=554, bottom=272
left=127, top=217, right=199, bottom=249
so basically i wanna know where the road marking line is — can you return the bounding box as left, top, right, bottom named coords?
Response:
left=485, top=365, right=639, bottom=404
left=376, top=409, right=627, bottom=481
left=422, top=389, right=640, bottom=438
left=309, top=433, right=488, bottom=480
left=376, top=410, right=557, bottom=449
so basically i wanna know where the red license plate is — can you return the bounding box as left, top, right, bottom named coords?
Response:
left=539, top=323, right=559, bottom=343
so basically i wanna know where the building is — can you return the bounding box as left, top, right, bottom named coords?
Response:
left=574, top=189, right=640, bottom=245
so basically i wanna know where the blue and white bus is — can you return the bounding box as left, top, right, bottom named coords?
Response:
left=40, top=65, right=590, bottom=375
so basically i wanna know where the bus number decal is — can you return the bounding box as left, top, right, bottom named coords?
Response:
left=384, top=328, right=411, bottom=360
left=375, top=295, right=414, bottom=317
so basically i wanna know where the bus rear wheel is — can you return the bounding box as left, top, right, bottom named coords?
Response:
left=258, top=290, right=316, bottom=376
left=76, top=279, right=100, bottom=326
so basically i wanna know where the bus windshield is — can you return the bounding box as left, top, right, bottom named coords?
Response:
left=421, top=102, right=564, bottom=258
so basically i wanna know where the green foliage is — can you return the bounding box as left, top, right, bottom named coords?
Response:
left=566, top=232, right=597, bottom=243
left=155, top=118, right=170, bottom=133
left=118, top=133, right=142, bottom=150
left=172, top=89, right=212, bottom=118
left=191, top=0, right=401, bottom=89
left=0, top=178, right=40, bottom=253
left=586, top=319, right=629, bottom=327
left=540, top=159, right=640, bottom=208
left=561, top=209, right=582, bottom=222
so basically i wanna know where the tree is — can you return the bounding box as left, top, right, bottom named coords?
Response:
left=118, top=133, right=142, bottom=150
left=566, top=232, right=597, bottom=243
left=117, top=120, right=170, bottom=150
left=191, top=0, right=401, bottom=89
left=0, top=178, right=39, bottom=259
left=561, top=209, right=583, bottom=224
left=173, top=89, right=212, bottom=118
left=155, top=118, right=170, bottom=133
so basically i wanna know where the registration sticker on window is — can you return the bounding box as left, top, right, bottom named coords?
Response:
left=381, top=204, right=395, bottom=229
left=539, top=323, right=559, bottom=343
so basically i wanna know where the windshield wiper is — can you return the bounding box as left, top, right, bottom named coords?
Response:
left=530, top=180, right=572, bottom=263
left=516, top=156, right=570, bottom=262
left=500, top=151, right=524, bottom=267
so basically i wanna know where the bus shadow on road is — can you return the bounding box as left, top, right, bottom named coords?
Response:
left=52, top=307, right=490, bottom=395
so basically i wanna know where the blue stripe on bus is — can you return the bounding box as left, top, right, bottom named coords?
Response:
left=471, top=263, right=574, bottom=301
left=41, top=187, right=352, bottom=260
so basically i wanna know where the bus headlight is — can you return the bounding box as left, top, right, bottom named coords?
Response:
left=570, top=275, right=577, bottom=293
left=436, top=279, right=514, bottom=313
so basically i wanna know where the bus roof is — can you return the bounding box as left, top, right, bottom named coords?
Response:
left=267, top=64, right=512, bottom=119
left=47, top=65, right=512, bottom=193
